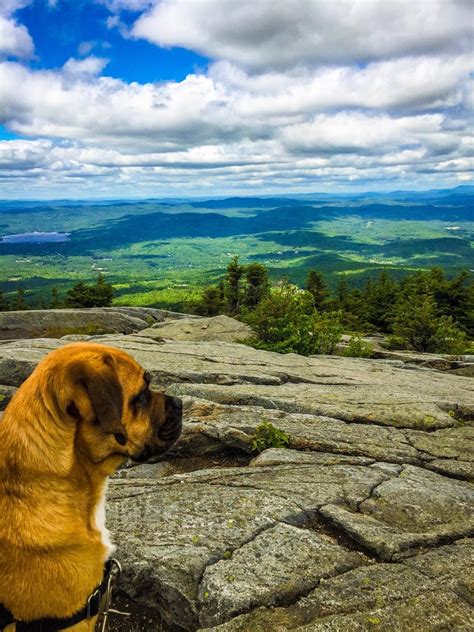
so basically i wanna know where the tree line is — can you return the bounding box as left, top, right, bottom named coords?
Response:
left=191, top=258, right=472, bottom=354
left=0, top=274, right=114, bottom=311
left=1, top=263, right=471, bottom=355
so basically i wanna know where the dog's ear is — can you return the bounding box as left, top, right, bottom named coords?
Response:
left=68, top=354, right=127, bottom=445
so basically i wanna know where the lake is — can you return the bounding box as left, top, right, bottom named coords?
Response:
left=1, top=231, right=71, bottom=243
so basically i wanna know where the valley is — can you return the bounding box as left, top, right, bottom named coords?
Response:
left=1, top=186, right=472, bottom=311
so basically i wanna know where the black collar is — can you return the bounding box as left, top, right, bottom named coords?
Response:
left=0, top=558, right=120, bottom=632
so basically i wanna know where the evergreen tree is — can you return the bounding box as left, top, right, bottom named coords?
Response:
left=335, top=276, right=350, bottom=309
left=306, top=269, right=328, bottom=310
left=0, top=290, right=10, bottom=312
left=93, top=274, right=114, bottom=307
left=50, top=286, right=61, bottom=309
left=242, top=263, right=269, bottom=309
left=66, top=281, right=93, bottom=308
left=65, top=275, right=113, bottom=308
left=217, top=279, right=225, bottom=305
left=224, top=256, right=245, bottom=314
left=363, top=270, right=398, bottom=332
left=35, top=296, right=47, bottom=310
left=329, top=276, right=365, bottom=330
left=194, top=286, right=225, bottom=316
left=391, top=292, right=466, bottom=353
left=13, top=288, right=27, bottom=310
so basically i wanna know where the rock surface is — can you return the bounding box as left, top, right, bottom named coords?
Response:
left=0, top=310, right=473, bottom=630
left=142, top=314, right=253, bottom=343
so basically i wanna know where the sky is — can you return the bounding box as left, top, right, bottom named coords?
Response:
left=0, top=0, right=473, bottom=199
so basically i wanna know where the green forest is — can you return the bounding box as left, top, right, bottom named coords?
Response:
left=1, top=188, right=472, bottom=355
left=1, top=188, right=472, bottom=312
left=2, top=263, right=472, bottom=356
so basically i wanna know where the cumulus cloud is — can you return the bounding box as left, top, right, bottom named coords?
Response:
left=282, top=113, right=446, bottom=155
left=132, top=0, right=474, bottom=71
left=62, top=56, right=110, bottom=77
left=0, top=0, right=33, bottom=58
left=0, top=0, right=472, bottom=196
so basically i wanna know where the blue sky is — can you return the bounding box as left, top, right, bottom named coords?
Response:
left=17, top=0, right=209, bottom=83
left=0, top=0, right=473, bottom=199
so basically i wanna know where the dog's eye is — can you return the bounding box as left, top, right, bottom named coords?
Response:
left=131, top=388, right=150, bottom=409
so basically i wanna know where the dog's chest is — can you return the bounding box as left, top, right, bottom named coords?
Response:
left=94, top=480, right=115, bottom=556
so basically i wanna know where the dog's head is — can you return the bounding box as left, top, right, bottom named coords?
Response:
left=43, top=343, right=182, bottom=466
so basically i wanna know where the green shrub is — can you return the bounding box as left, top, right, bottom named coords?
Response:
left=392, top=293, right=467, bottom=353
left=342, top=336, right=375, bottom=358
left=250, top=420, right=290, bottom=453
left=242, top=284, right=342, bottom=356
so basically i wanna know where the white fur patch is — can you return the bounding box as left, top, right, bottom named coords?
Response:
left=94, top=479, right=115, bottom=556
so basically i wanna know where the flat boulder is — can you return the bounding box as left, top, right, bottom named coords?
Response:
left=0, top=308, right=155, bottom=339
left=139, top=315, right=253, bottom=343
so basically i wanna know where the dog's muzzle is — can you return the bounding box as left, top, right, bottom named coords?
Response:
left=131, top=395, right=182, bottom=463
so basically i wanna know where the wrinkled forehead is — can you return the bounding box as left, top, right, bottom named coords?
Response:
left=113, top=350, right=148, bottom=389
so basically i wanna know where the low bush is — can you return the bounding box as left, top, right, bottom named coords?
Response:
left=342, top=336, right=375, bottom=358
left=392, top=293, right=467, bottom=354
left=250, top=420, right=290, bottom=453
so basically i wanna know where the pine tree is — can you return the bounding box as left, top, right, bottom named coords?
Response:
left=0, top=291, right=10, bottom=312
left=65, top=275, right=113, bottom=308
left=50, top=286, right=61, bottom=309
left=93, top=274, right=114, bottom=307
left=391, top=291, right=466, bottom=353
left=13, top=288, right=27, bottom=310
left=334, top=276, right=350, bottom=310
left=306, top=269, right=328, bottom=310
left=35, top=296, right=47, bottom=310
left=194, top=286, right=225, bottom=316
left=66, top=281, right=92, bottom=308
left=225, top=256, right=245, bottom=314
left=363, top=270, right=398, bottom=332
left=242, top=263, right=269, bottom=309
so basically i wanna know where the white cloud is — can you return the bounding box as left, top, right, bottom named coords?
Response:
left=281, top=112, right=448, bottom=155
left=0, top=0, right=472, bottom=196
left=62, top=56, right=109, bottom=77
left=210, top=54, right=472, bottom=117
left=132, top=0, right=473, bottom=71
left=0, top=12, right=33, bottom=58
left=0, top=1, right=30, bottom=14
left=78, top=40, right=95, bottom=56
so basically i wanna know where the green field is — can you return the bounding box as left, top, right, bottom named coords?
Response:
left=1, top=187, right=472, bottom=310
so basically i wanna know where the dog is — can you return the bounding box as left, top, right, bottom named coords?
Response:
left=0, top=342, right=182, bottom=631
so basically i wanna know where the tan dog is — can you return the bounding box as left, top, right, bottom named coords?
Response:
left=0, top=343, right=182, bottom=631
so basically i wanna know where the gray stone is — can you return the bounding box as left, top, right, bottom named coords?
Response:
left=319, top=465, right=474, bottom=560
left=0, top=384, right=16, bottom=410
left=202, top=541, right=474, bottom=631
left=0, top=336, right=472, bottom=433
left=143, top=315, right=253, bottom=343
left=198, top=523, right=366, bottom=628
left=0, top=308, right=150, bottom=340
left=0, top=326, right=473, bottom=630
left=250, top=449, right=375, bottom=467
left=108, top=461, right=387, bottom=629
left=114, top=462, right=176, bottom=479
left=178, top=400, right=473, bottom=480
